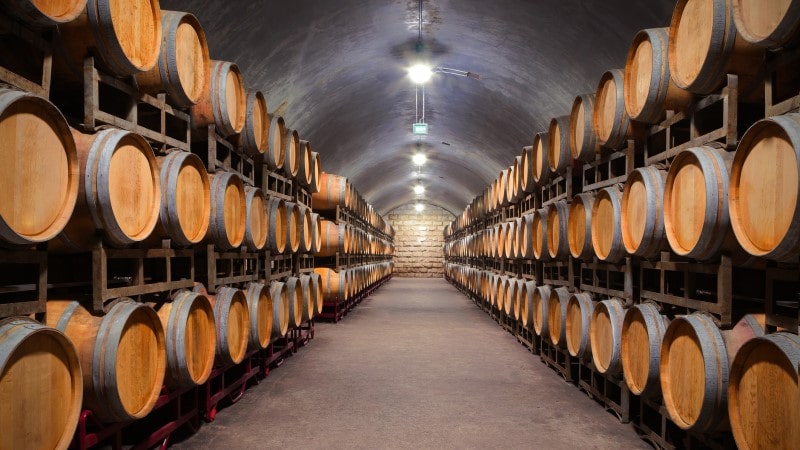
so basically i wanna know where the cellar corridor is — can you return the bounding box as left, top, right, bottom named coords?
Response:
left=173, top=278, right=646, bottom=449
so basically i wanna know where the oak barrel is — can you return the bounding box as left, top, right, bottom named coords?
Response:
left=153, top=151, right=210, bottom=246
left=0, top=88, right=79, bottom=246
left=546, top=286, right=571, bottom=348
left=266, top=115, right=286, bottom=170
left=266, top=197, right=287, bottom=253
left=668, top=0, right=764, bottom=95
left=548, top=115, right=572, bottom=175
left=1, top=0, right=85, bottom=27
left=284, top=201, right=301, bottom=253
left=314, top=267, right=348, bottom=302
left=298, top=204, right=313, bottom=253
left=243, top=186, right=267, bottom=251
left=300, top=274, right=316, bottom=321
left=191, top=60, right=246, bottom=137
left=568, top=192, right=594, bottom=259
left=209, top=287, right=250, bottom=366
left=312, top=173, right=349, bottom=211
left=730, top=114, right=800, bottom=261
left=664, top=145, right=733, bottom=260
left=532, top=131, right=551, bottom=185
left=622, top=166, right=667, bottom=258
left=298, top=140, right=314, bottom=187
left=621, top=302, right=668, bottom=397
left=284, top=276, right=304, bottom=328
left=239, top=90, right=269, bottom=157
left=310, top=272, right=323, bottom=314
left=47, top=299, right=166, bottom=423
left=565, top=292, right=594, bottom=359
left=156, top=290, right=215, bottom=388
left=58, top=128, right=160, bottom=249
left=532, top=285, right=552, bottom=337
left=590, top=298, right=625, bottom=375
left=732, top=0, right=800, bottom=48
left=519, top=145, right=536, bottom=193
left=268, top=281, right=290, bottom=339
left=531, top=208, right=551, bottom=261
left=310, top=212, right=322, bottom=254
left=135, top=10, right=209, bottom=108
left=591, top=186, right=626, bottom=263
left=57, top=0, right=162, bottom=76
left=518, top=213, right=534, bottom=259
left=569, top=93, right=598, bottom=162
left=520, top=280, right=536, bottom=328
left=283, top=128, right=300, bottom=178
left=207, top=172, right=246, bottom=251
left=593, top=69, right=635, bottom=150
left=729, top=331, right=800, bottom=450
left=546, top=201, right=570, bottom=260
left=244, top=282, right=273, bottom=350
left=623, top=27, right=693, bottom=124
left=503, top=276, right=517, bottom=316
left=0, top=317, right=82, bottom=450
left=310, top=151, right=322, bottom=193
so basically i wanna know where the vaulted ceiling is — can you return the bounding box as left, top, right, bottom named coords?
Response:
left=163, top=0, right=675, bottom=215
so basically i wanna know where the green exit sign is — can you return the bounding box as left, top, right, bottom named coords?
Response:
left=412, top=123, right=428, bottom=135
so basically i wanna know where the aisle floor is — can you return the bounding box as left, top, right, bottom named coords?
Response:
left=173, top=278, right=648, bottom=449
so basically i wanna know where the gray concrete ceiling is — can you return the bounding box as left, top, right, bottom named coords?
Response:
left=163, top=0, right=675, bottom=215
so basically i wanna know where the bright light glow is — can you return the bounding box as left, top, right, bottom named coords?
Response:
left=412, top=153, right=427, bottom=165
left=415, top=203, right=425, bottom=212
left=408, top=64, right=433, bottom=84
left=414, top=185, right=425, bottom=195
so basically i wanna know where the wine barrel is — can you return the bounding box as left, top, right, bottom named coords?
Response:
left=310, top=151, right=322, bottom=193
left=503, top=276, right=517, bottom=316
left=568, top=193, right=594, bottom=260
left=532, top=285, right=552, bottom=337
left=243, top=186, right=267, bottom=251
left=591, top=186, right=626, bottom=263
left=570, top=93, right=598, bottom=162
left=622, top=166, right=667, bottom=258
left=191, top=60, right=246, bottom=137
left=621, top=302, right=669, bottom=397
left=310, top=212, right=322, bottom=254
left=730, top=114, right=800, bottom=261
left=512, top=216, right=524, bottom=260
left=519, top=145, right=536, bottom=193
left=507, top=160, right=520, bottom=203
left=590, top=298, right=625, bottom=375
left=310, top=272, right=323, bottom=314
left=497, top=276, right=509, bottom=312
left=497, top=169, right=510, bottom=207
left=268, top=281, right=289, bottom=339
left=317, top=219, right=347, bottom=257
left=47, top=299, right=166, bottom=423
left=0, top=88, right=79, bottom=246
left=664, top=145, right=733, bottom=260
left=504, top=220, right=517, bottom=259
left=518, top=213, right=534, bottom=259
left=57, top=0, right=161, bottom=76
left=547, top=286, right=571, bottom=348
left=298, top=140, right=314, bottom=187
left=312, top=173, right=349, bottom=211
left=266, top=197, right=287, bottom=253
left=297, top=204, right=313, bottom=253
left=207, top=172, right=246, bottom=251
left=244, top=282, right=273, bottom=350
left=520, top=280, right=536, bottom=328
left=210, top=287, right=250, bottom=366
left=624, top=28, right=693, bottom=124
left=239, top=90, right=269, bottom=157
left=1, top=0, right=85, bottom=27
left=0, top=317, right=82, bottom=450
left=532, top=132, right=551, bottom=185
left=282, top=128, right=300, bottom=178
left=733, top=0, right=800, bottom=48
left=531, top=208, right=550, bottom=261
left=548, top=115, right=572, bottom=175
left=314, top=267, right=348, bottom=302
left=153, top=152, right=210, bottom=246
left=668, top=0, right=764, bottom=95
left=547, top=201, right=570, bottom=260
left=135, top=10, right=210, bottom=108
left=156, top=290, right=215, bottom=388
left=58, top=128, right=160, bottom=249
left=284, top=201, right=301, bottom=253
left=496, top=222, right=507, bottom=260
left=593, top=69, right=635, bottom=150
left=565, top=292, right=594, bottom=359
left=266, top=115, right=286, bottom=171
left=729, top=331, right=800, bottom=450
left=299, top=274, right=315, bottom=321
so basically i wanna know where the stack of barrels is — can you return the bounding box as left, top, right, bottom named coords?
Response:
left=0, top=1, right=395, bottom=448
left=312, top=172, right=396, bottom=306
left=445, top=1, right=800, bottom=449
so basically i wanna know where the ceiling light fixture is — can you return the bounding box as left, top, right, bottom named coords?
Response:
left=412, top=153, right=427, bottom=165
left=415, top=203, right=425, bottom=212
left=414, top=184, right=425, bottom=195
left=409, top=64, right=433, bottom=84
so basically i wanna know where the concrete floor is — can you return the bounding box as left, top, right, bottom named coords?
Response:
left=173, top=278, right=648, bottom=449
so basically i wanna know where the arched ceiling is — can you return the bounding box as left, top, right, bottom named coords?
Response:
left=163, top=0, right=675, bottom=215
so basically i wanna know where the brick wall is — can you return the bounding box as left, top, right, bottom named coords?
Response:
left=387, top=203, right=455, bottom=278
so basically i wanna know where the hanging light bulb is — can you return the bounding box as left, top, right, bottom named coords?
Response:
left=415, top=203, right=425, bottom=212
left=408, top=64, right=433, bottom=84
left=412, top=153, right=427, bottom=165
left=414, top=184, right=425, bottom=195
